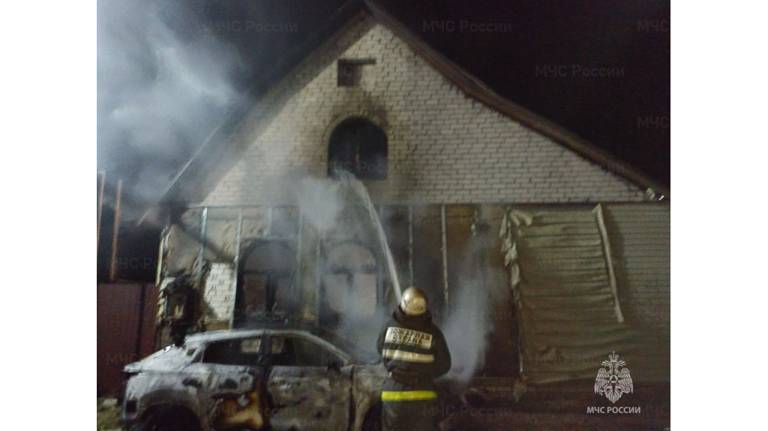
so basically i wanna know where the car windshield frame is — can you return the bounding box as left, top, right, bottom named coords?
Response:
left=197, top=329, right=354, bottom=367
left=270, top=330, right=352, bottom=365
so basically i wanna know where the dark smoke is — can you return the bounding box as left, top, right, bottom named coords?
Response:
left=98, top=0, right=248, bottom=215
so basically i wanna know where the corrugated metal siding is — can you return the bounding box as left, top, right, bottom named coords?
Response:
left=601, top=203, right=670, bottom=382
left=501, top=204, right=670, bottom=385
left=603, top=203, right=670, bottom=335
left=503, top=207, right=630, bottom=384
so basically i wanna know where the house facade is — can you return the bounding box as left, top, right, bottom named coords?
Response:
left=155, top=6, right=669, bottom=387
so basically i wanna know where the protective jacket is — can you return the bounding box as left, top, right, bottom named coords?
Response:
left=376, top=306, right=451, bottom=430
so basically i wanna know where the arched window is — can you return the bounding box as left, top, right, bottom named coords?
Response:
left=328, top=118, right=387, bottom=179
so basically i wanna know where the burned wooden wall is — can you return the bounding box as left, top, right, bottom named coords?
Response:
left=154, top=202, right=669, bottom=381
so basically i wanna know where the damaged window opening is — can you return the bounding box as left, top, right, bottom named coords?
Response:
left=203, top=336, right=264, bottom=366
left=328, top=117, right=388, bottom=179
left=268, top=335, right=344, bottom=368
left=237, top=239, right=297, bottom=322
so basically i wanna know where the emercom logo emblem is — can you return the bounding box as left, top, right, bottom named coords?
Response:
left=594, top=351, right=634, bottom=404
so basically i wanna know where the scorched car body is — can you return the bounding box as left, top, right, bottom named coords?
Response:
left=122, top=327, right=388, bottom=431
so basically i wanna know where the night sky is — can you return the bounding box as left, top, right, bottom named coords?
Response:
left=98, top=0, right=669, bottom=204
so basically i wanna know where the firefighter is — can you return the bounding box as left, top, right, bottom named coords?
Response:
left=377, top=287, right=451, bottom=431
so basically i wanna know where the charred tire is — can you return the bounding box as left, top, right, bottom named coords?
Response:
left=361, top=401, right=382, bottom=431
left=130, top=406, right=201, bottom=431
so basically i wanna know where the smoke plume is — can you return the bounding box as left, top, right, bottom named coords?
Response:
left=294, top=177, right=344, bottom=235
left=440, top=239, right=510, bottom=383
left=291, top=173, right=508, bottom=380
left=98, top=0, right=247, bottom=213
left=442, top=295, right=489, bottom=382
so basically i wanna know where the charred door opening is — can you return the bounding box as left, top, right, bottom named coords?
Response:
left=236, top=239, right=297, bottom=323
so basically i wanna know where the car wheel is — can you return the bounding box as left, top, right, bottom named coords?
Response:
left=130, top=407, right=201, bottom=431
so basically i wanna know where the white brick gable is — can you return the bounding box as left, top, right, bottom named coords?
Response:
left=204, top=20, right=645, bottom=205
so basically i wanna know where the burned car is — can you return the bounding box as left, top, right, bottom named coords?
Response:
left=122, top=326, right=389, bottom=431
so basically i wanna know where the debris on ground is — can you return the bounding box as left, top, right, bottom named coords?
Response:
left=97, top=398, right=123, bottom=431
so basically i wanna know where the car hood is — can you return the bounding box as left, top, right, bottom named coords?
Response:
left=124, top=345, right=194, bottom=373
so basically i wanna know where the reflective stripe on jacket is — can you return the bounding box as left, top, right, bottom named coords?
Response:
left=376, top=307, right=451, bottom=389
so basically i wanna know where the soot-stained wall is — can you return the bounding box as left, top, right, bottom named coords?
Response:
left=203, top=18, right=646, bottom=206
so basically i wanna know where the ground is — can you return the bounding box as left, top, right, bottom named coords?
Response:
left=96, top=391, right=669, bottom=430
left=441, top=411, right=670, bottom=430
left=97, top=398, right=123, bottom=431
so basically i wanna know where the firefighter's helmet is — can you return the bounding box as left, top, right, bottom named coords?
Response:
left=400, top=286, right=428, bottom=316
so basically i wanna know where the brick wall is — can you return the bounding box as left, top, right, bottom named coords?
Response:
left=202, top=263, right=237, bottom=327
left=155, top=263, right=236, bottom=332
left=203, top=19, right=646, bottom=206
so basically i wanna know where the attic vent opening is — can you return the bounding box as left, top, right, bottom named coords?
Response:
left=337, top=58, right=376, bottom=87
left=328, top=117, right=388, bottom=179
